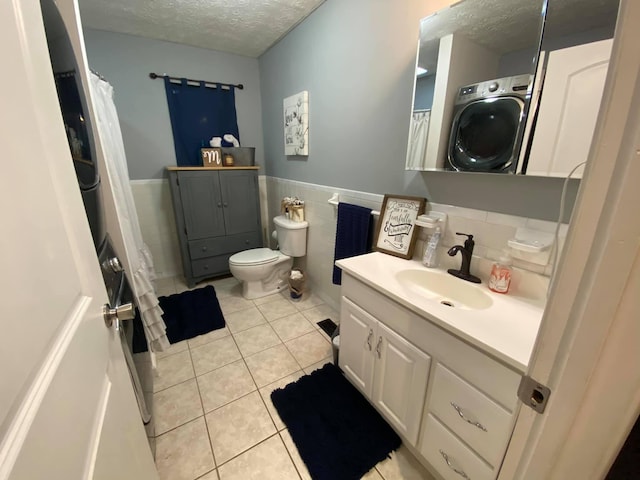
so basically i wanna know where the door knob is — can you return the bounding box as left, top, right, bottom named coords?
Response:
left=103, top=302, right=135, bottom=328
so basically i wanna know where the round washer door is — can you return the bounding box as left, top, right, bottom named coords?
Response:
left=448, top=96, right=524, bottom=172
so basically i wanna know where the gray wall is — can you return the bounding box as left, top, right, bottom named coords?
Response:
left=83, top=29, right=265, bottom=179
left=414, top=75, right=435, bottom=110
left=259, top=0, right=581, bottom=221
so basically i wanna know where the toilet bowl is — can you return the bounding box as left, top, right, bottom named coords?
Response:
left=229, top=248, right=293, bottom=299
left=229, top=215, right=308, bottom=299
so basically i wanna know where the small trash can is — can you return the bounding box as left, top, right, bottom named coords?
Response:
left=331, top=325, right=340, bottom=366
left=288, top=268, right=305, bottom=299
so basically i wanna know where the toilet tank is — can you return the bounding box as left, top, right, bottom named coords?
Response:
left=273, top=215, right=308, bottom=257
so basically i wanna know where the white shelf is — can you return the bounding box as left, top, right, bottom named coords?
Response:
left=416, top=212, right=447, bottom=230
left=508, top=228, right=555, bottom=253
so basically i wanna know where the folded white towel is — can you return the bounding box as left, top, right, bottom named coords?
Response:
left=209, top=137, right=222, bottom=147
left=223, top=134, right=240, bottom=147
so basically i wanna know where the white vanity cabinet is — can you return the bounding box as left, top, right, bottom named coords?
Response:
left=340, top=297, right=431, bottom=445
left=338, top=272, right=523, bottom=480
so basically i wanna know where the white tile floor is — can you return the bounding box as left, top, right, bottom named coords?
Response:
left=152, top=276, right=434, bottom=480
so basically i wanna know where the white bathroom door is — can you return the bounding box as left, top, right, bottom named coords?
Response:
left=525, top=39, right=613, bottom=177
left=0, top=1, right=158, bottom=479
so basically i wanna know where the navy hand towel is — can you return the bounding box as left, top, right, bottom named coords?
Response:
left=332, top=203, right=373, bottom=285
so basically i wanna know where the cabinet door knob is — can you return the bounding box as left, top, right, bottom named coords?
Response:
left=366, top=329, right=373, bottom=351
left=223, top=202, right=228, bottom=207
left=450, top=402, right=487, bottom=431
left=439, top=450, right=470, bottom=479
left=203, top=265, right=209, bottom=270
left=202, top=246, right=208, bottom=252
left=217, top=202, right=222, bottom=208
left=376, top=336, right=383, bottom=359
left=245, top=239, right=250, bottom=244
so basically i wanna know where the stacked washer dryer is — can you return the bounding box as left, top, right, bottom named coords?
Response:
left=447, top=74, right=532, bottom=173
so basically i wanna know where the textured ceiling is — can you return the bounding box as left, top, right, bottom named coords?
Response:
left=79, top=0, right=325, bottom=58
left=418, top=0, right=619, bottom=72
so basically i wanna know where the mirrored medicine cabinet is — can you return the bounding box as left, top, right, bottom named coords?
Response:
left=406, top=0, right=620, bottom=178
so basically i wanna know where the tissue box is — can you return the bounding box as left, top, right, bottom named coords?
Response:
left=221, top=147, right=255, bottom=166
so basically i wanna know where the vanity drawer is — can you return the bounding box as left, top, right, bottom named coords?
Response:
left=188, top=232, right=262, bottom=260
left=428, top=364, right=513, bottom=467
left=421, top=414, right=496, bottom=480
left=191, top=255, right=231, bottom=278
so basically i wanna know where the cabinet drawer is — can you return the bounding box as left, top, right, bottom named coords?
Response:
left=191, top=255, right=232, bottom=278
left=189, top=232, right=262, bottom=260
left=421, top=414, right=496, bottom=480
left=429, top=364, right=513, bottom=467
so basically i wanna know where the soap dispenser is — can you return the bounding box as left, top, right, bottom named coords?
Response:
left=422, top=223, right=442, bottom=268
left=489, top=252, right=513, bottom=294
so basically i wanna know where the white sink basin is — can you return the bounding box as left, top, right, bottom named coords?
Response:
left=395, top=269, right=493, bottom=310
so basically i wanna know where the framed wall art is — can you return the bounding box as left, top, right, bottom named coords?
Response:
left=284, top=91, right=309, bottom=156
left=373, top=194, right=426, bottom=259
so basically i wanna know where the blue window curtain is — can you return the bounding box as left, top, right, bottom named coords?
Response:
left=163, top=78, right=240, bottom=166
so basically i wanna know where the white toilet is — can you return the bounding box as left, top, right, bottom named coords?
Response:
left=229, top=215, right=308, bottom=299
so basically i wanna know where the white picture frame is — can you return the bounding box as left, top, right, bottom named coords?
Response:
left=284, top=91, right=309, bottom=156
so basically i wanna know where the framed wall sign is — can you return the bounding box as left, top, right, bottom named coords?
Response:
left=373, top=194, right=426, bottom=259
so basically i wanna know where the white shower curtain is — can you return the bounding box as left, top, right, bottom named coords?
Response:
left=89, top=73, right=169, bottom=353
left=406, top=110, right=430, bottom=170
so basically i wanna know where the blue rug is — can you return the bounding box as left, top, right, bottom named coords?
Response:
left=132, top=285, right=225, bottom=353
left=271, top=363, right=401, bottom=480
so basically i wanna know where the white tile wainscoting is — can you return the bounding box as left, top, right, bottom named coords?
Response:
left=265, top=177, right=565, bottom=309
left=131, top=179, right=183, bottom=278
left=130, top=177, right=565, bottom=310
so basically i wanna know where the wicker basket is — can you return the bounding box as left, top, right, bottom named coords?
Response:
left=280, top=202, right=305, bottom=222
left=289, top=205, right=305, bottom=222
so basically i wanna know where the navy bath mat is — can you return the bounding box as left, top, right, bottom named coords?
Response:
left=132, top=285, right=225, bottom=353
left=271, top=363, right=401, bottom=480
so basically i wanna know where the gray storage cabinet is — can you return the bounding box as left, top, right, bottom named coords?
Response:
left=167, top=167, right=263, bottom=287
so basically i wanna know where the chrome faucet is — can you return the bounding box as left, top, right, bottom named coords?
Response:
left=447, top=233, right=481, bottom=284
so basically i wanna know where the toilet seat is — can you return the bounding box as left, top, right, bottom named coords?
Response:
left=229, top=248, right=280, bottom=267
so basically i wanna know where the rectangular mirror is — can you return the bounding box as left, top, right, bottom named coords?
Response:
left=407, top=0, right=620, bottom=177
left=521, top=0, right=619, bottom=178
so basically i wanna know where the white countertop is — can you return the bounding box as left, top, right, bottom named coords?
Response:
left=336, top=252, right=545, bottom=372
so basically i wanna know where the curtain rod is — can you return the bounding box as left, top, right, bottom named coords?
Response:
left=149, top=72, right=243, bottom=90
